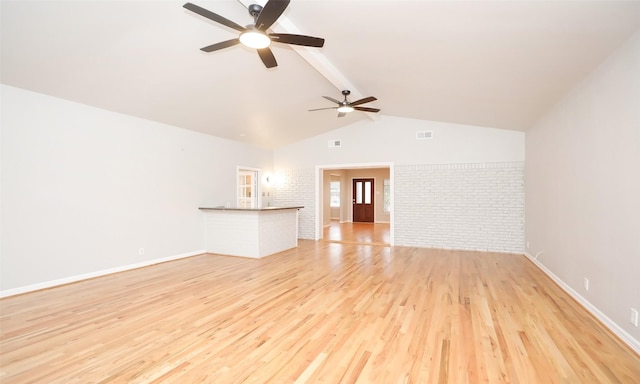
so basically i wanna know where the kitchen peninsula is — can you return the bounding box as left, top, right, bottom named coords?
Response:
left=199, top=206, right=303, bottom=258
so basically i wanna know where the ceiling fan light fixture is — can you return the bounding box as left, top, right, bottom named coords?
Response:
left=337, top=105, right=354, bottom=113
left=184, top=2, right=324, bottom=68
left=239, top=29, right=271, bottom=49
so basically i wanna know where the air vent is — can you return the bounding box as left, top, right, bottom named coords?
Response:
left=416, top=131, right=433, bottom=140
left=328, top=139, right=342, bottom=148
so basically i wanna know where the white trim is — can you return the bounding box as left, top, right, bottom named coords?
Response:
left=315, top=168, right=321, bottom=240
left=0, top=250, right=205, bottom=298
left=389, top=165, right=395, bottom=246
left=524, top=252, right=640, bottom=355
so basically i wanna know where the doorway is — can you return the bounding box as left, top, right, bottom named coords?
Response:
left=316, top=163, right=394, bottom=246
left=237, top=167, right=260, bottom=208
left=353, top=178, right=374, bottom=222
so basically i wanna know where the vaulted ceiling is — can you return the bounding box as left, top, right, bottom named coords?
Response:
left=2, top=1, right=640, bottom=149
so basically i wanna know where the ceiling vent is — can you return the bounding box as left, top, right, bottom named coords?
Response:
left=328, top=139, right=342, bottom=148
left=416, top=131, right=433, bottom=140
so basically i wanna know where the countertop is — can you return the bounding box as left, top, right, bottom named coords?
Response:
left=199, top=206, right=304, bottom=212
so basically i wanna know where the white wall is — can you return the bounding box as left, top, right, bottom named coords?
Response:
left=525, top=31, right=640, bottom=349
left=0, top=85, right=272, bottom=293
left=274, top=116, right=525, bottom=250
left=274, top=115, right=524, bottom=168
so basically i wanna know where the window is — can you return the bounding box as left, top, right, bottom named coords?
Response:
left=330, top=181, right=340, bottom=207
left=354, top=180, right=372, bottom=204
left=383, top=178, right=390, bottom=213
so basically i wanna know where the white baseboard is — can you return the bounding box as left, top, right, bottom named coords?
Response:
left=524, top=251, right=640, bottom=355
left=0, top=250, right=206, bottom=298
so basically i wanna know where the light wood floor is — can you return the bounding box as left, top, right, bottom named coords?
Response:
left=323, top=221, right=390, bottom=246
left=1, top=242, right=639, bottom=383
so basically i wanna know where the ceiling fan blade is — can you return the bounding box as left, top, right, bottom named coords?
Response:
left=257, top=47, right=277, bottom=68
left=350, top=96, right=377, bottom=107
left=338, top=112, right=347, bottom=118
left=255, top=0, right=290, bottom=31
left=308, top=107, right=338, bottom=111
left=183, top=3, right=246, bottom=32
left=269, top=33, right=325, bottom=48
left=354, top=106, right=381, bottom=113
left=200, top=38, right=240, bottom=52
left=322, top=96, right=341, bottom=104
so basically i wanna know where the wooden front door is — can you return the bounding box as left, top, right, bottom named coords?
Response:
left=352, top=178, right=374, bottom=222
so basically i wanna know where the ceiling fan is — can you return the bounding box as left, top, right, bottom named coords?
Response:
left=183, top=1, right=325, bottom=68
left=309, top=90, right=380, bottom=117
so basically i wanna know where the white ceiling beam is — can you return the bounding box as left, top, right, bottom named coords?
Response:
left=237, top=0, right=378, bottom=120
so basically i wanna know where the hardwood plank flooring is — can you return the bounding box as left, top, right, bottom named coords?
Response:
left=323, top=221, right=390, bottom=246
left=1, top=241, right=639, bottom=383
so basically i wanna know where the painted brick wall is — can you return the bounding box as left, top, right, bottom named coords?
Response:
left=273, top=168, right=315, bottom=240
left=204, top=211, right=258, bottom=257
left=394, top=162, right=524, bottom=253
left=258, top=210, right=299, bottom=256
left=273, top=162, right=524, bottom=249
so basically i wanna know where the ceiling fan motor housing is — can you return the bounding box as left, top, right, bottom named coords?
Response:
left=248, top=4, right=262, bottom=18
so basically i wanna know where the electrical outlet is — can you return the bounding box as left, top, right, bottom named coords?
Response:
left=631, top=308, right=639, bottom=327
left=139, top=248, right=145, bottom=255
left=584, top=278, right=589, bottom=291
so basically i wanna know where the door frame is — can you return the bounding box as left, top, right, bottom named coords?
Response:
left=315, top=162, right=394, bottom=245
